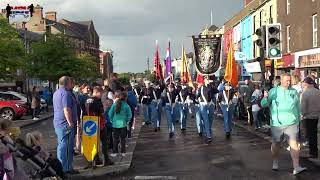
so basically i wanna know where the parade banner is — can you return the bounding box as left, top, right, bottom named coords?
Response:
left=192, top=35, right=222, bottom=76
left=81, top=116, right=99, bottom=162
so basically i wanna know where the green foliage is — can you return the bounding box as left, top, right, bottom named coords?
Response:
left=118, top=73, right=132, bottom=86
left=0, top=17, right=25, bottom=79
left=27, top=34, right=98, bottom=82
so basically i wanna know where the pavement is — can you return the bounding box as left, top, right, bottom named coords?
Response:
left=70, top=118, right=143, bottom=179
left=19, top=115, right=143, bottom=179
left=12, top=109, right=53, bottom=128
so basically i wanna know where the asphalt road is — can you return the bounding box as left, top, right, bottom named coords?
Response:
left=19, top=115, right=320, bottom=180
left=110, top=116, right=320, bottom=180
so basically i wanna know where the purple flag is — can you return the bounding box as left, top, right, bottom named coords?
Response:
left=165, top=41, right=172, bottom=78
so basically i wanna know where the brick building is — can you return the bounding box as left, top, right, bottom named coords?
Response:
left=2, top=5, right=100, bottom=64
left=99, top=50, right=114, bottom=79
left=277, top=0, right=320, bottom=84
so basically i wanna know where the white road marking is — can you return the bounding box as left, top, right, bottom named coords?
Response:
left=134, top=176, right=177, bottom=180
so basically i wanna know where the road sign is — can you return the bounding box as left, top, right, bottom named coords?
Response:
left=81, top=116, right=99, bottom=162
left=84, top=120, right=97, bottom=136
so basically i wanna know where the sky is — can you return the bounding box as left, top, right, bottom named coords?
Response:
left=1, top=0, right=243, bottom=73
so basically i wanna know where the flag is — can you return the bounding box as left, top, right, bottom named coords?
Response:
left=196, top=74, right=204, bottom=88
left=154, top=42, right=163, bottom=81
left=180, top=46, right=193, bottom=87
left=165, top=41, right=172, bottom=78
left=224, top=45, right=238, bottom=87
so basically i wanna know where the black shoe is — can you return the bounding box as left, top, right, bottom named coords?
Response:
left=181, top=128, right=186, bottom=133
left=169, top=132, right=174, bottom=138
left=157, top=127, right=160, bottom=131
left=198, top=132, right=203, bottom=137
left=226, top=132, right=231, bottom=139
left=154, top=128, right=158, bottom=132
left=206, top=138, right=212, bottom=144
left=146, top=122, right=151, bottom=125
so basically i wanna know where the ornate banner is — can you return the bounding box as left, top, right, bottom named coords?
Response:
left=192, top=35, right=221, bottom=75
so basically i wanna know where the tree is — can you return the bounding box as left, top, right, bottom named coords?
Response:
left=118, top=73, right=132, bottom=86
left=0, top=17, right=25, bottom=79
left=27, top=34, right=98, bottom=82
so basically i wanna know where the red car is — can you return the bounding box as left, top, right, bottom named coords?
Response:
left=0, top=92, right=28, bottom=120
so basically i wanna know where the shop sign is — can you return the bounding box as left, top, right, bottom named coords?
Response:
left=298, top=53, right=320, bottom=68
left=265, top=60, right=272, bottom=67
left=234, top=51, right=247, bottom=61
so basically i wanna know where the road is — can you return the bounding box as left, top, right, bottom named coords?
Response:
left=110, top=116, right=320, bottom=180
left=20, top=116, right=320, bottom=180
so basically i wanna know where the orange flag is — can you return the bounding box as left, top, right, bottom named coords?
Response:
left=180, top=46, right=194, bottom=88
left=224, top=45, right=238, bottom=87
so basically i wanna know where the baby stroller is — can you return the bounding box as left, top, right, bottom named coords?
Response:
left=0, top=137, right=64, bottom=179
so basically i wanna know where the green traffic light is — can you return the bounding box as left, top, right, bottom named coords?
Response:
left=269, top=48, right=280, bottom=57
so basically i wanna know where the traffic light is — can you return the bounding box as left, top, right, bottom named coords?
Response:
left=266, top=24, right=282, bottom=59
left=255, top=25, right=266, bottom=48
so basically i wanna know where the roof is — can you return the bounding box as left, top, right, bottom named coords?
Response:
left=60, top=19, right=94, bottom=43
left=17, top=29, right=43, bottom=41
left=44, top=18, right=95, bottom=43
left=46, top=19, right=79, bottom=38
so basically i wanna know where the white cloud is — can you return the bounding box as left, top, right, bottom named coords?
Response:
left=1, top=0, right=243, bottom=73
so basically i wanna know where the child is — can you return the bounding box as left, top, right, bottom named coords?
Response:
left=0, top=119, right=15, bottom=179
left=109, top=91, right=132, bottom=157
left=25, top=131, right=64, bottom=178
left=104, top=93, right=115, bottom=151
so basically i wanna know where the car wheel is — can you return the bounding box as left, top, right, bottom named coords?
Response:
left=1, top=108, right=15, bottom=121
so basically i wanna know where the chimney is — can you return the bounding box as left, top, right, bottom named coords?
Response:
left=45, top=11, right=57, bottom=22
left=34, top=5, right=43, bottom=19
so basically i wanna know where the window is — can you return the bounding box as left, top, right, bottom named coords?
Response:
left=253, top=15, right=256, bottom=57
left=259, top=11, right=262, bottom=27
left=0, top=93, right=20, bottom=101
left=287, top=0, right=290, bottom=14
left=253, top=15, right=256, bottom=31
left=312, top=14, right=318, bottom=47
left=287, top=25, right=291, bottom=52
left=269, top=5, right=273, bottom=23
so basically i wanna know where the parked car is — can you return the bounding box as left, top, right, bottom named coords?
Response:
left=0, top=92, right=28, bottom=120
left=3, top=91, right=48, bottom=111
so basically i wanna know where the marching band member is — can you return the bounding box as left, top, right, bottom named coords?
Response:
left=193, top=86, right=204, bottom=137
left=218, top=84, right=236, bottom=139
left=152, top=81, right=164, bottom=132
left=139, top=80, right=154, bottom=125
left=162, top=84, right=178, bottom=138
left=177, top=82, right=190, bottom=133
left=196, top=79, right=213, bottom=144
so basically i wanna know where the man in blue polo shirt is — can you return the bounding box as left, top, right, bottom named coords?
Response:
left=53, top=76, right=79, bottom=174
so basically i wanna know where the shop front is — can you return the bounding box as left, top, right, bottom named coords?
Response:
left=295, top=48, right=320, bottom=87
left=275, top=54, right=295, bottom=76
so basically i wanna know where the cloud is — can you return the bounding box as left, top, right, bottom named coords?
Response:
left=1, top=0, right=243, bottom=73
